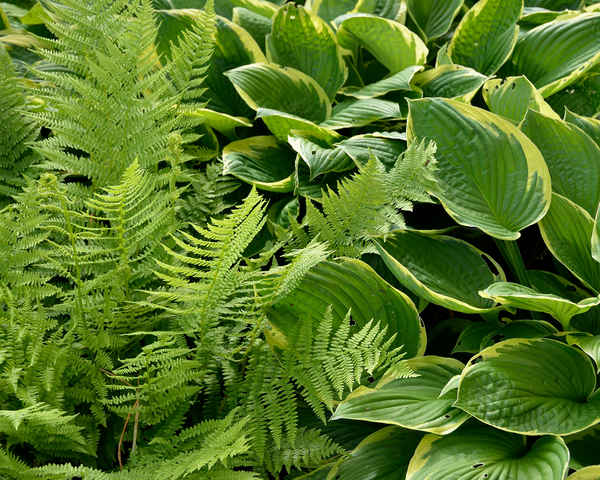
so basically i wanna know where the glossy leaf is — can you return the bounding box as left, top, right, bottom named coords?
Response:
left=229, top=0, right=278, bottom=18
left=506, top=13, right=600, bottom=97
left=335, top=133, right=407, bottom=169
left=288, top=131, right=355, bottom=179
left=479, top=320, right=559, bottom=349
left=521, top=109, right=600, bottom=216
left=448, top=0, right=522, bottom=76
left=407, top=98, right=551, bottom=240
left=232, top=7, right=272, bottom=51
left=187, top=108, right=252, bottom=140
left=332, top=356, right=470, bottom=434
left=564, top=109, right=600, bottom=149
left=341, top=65, right=423, bottom=99
left=411, top=65, right=488, bottom=102
left=407, top=423, right=570, bottom=480
left=407, top=0, right=463, bottom=43
left=222, top=136, right=296, bottom=192
left=453, top=322, right=500, bottom=354
left=375, top=230, right=510, bottom=316
left=480, top=282, right=600, bottom=329
left=338, top=14, right=428, bottom=74
left=482, top=76, right=560, bottom=125
left=567, top=466, right=600, bottom=480
left=456, top=337, right=600, bottom=435
left=547, top=74, right=600, bottom=119
left=574, top=335, right=600, bottom=372
left=266, top=5, right=347, bottom=100
left=257, top=108, right=341, bottom=142
left=565, top=424, right=600, bottom=470
left=539, top=193, right=600, bottom=294
left=308, top=0, right=358, bottom=24
left=525, top=0, right=583, bottom=10
left=225, top=63, right=332, bottom=122
left=319, top=98, right=401, bottom=129
left=266, top=258, right=427, bottom=358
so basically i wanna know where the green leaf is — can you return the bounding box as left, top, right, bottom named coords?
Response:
left=567, top=466, right=600, bottom=480
left=539, top=193, right=600, bottom=294
left=448, top=0, right=522, bottom=76
left=341, top=65, right=423, bottom=99
left=453, top=322, right=500, bottom=354
left=520, top=109, right=600, bottom=216
left=407, top=98, right=551, bottom=240
left=411, top=65, right=488, bottom=103
left=308, top=0, right=358, bottom=24
left=480, top=282, right=600, bottom=329
left=266, top=4, right=347, bottom=100
left=594, top=204, right=600, bottom=263
left=455, top=337, right=600, bottom=435
left=293, top=160, right=349, bottom=201
left=232, top=7, right=272, bottom=51
left=187, top=108, right=252, bottom=140
left=506, top=13, right=600, bottom=97
left=406, top=423, right=570, bottom=480
left=225, top=63, right=332, bottom=123
left=155, top=9, right=197, bottom=61
left=288, top=130, right=355, bottom=179
left=332, top=356, right=470, bottom=434
left=338, top=14, right=428, bottom=74
left=266, top=258, right=427, bottom=358
left=407, top=0, right=463, bottom=43
left=375, top=230, right=510, bottom=316
left=482, top=76, right=560, bottom=125
left=257, top=108, right=341, bottom=142
left=479, top=320, right=559, bottom=349
left=267, top=196, right=299, bottom=231
left=222, top=135, right=296, bottom=191
left=520, top=7, right=576, bottom=27
left=319, top=98, right=401, bottom=129
left=546, top=74, right=600, bottom=118
left=564, top=109, right=600, bottom=149
left=565, top=424, right=600, bottom=470
left=573, top=335, right=600, bottom=372
left=230, top=0, right=278, bottom=18
left=335, top=133, right=407, bottom=169
left=325, top=427, right=425, bottom=480
left=525, top=0, right=583, bottom=10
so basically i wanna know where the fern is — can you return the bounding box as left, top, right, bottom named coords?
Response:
left=0, top=44, right=40, bottom=206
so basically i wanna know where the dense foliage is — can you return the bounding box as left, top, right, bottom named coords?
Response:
left=2, top=0, right=600, bottom=478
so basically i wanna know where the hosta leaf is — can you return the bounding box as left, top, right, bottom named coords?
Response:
left=406, top=423, right=570, bottom=480
left=546, top=74, right=600, bottom=118
left=453, top=322, right=500, bottom=354
left=506, top=13, right=600, bottom=97
left=257, top=108, right=341, bottom=142
left=352, top=0, right=404, bottom=21
left=222, top=136, right=296, bottom=191
left=266, top=258, right=426, bottom=357
left=266, top=5, right=347, bottom=100
left=448, top=0, right=522, bottom=76
left=482, top=76, right=560, bottom=125
left=308, top=0, right=358, bottom=24
left=521, top=109, right=600, bottom=216
left=407, top=0, right=463, bottom=43
left=338, top=14, right=428, bottom=74
left=267, top=196, right=299, bottom=231
left=341, top=65, right=423, bottom=99
left=520, top=7, right=576, bottom=27
left=480, top=282, right=600, bottom=329
left=539, top=193, right=600, bottom=294
left=525, top=0, right=583, bottom=10
left=294, top=160, right=349, bottom=200
left=567, top=466, right=600, bottom=480
left=319, top=98, right=401, bottom=129
left=479, top=320, right=559, bottom=350
left=411, top=65, right=488, bottom=103
left=187, top=108, right=252, bottom=140
left=225, top=63, right=332, bottom=123
left=455, top=337, right=600, bottom=435
left=335, top=134, right=407, bottom=169
left=203, top=16, right=266, bottom=117
left=375, top=230, right=510, bottom=316
left=230, top=0, right=278, bottom=18
left=325, top=427, right=425, bottom=480
left=407, top=98, right=551, bottom=240
left=155, top=9, right=197, bottom=61
left=565, top=424, right=600, bottom=470
left=573, top=336, right=600, bottom=372
left=232, top=7, right=272, bottom=51
left=595, top=205, right=600, bottom=263
left=332, top=356, right=470, bottom=434
left=288, top=131, right=355, bottom=179
left=564, top=109, right=600, bottom=149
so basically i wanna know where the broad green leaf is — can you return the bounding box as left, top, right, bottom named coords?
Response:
left=520, top=7, right=576, bottom=26
left=506, top=13, right=600, bottom=97
left=325, top=427, right=425, bottom=480
left=406, top=423, right=570, bottom=480
left=338, top=15, right=428, bottom=74
left=564, top=109, right=600, bottom=148
left=539, top=193, right=600, bottom=294
left=332, top=356, right=470, bottom=434
left=308, top=0, right=358, bottom=24
left=568, top=466, right=600, bottom=480
left=222, top=136, right=296, bottom=192
left=448, top=0, right=522, bottom=76
left=375, top=230, right=510, bottom=316
left=288, top=130, right=355, bottom=179
left=257, top=108, right=341, bottom=142
left=232, top=7, right=272, bottom=51
left=266, top=5, right=347, bottom=100
left=353, top=0, right=404, bottom=21
left=267, top=196, right=299, bottom=231
left=479, top=320, right=559, bottom=349
left=187, top=108, right=252, bottom=140
left=407, top=0, right=463, bottom=43
left=595, top=205, right=600, bottom=263
left=480, top=282, right=600, bottom=329
left=341, top=65, right=423, bottom=99
left=565, top=424, right=600, bottom=470
left=230, top=0, right=278, bottom=18
left=525, top=0, right=583, bottom=10
left=521, top=109, right=600, bottom=216
left=547, top=74, right=600, bottom=119
left=319, top=98, right=401, bottom=129
left=453, top=322, right=500, bottom=354
left=202, top=16, right=266, bottom=117
left=294, top=159, right=349, bottom=200
left=407, top=98, right=551, bottom=240
left=335, top=133, right=407, bottom=169
left=482, top=76, right=560, bottom=125
left=155, top=9, right=198, bottom=61
left=267, top=258, right=426, bottom=357
left=455, top=337, right=600, bottom=435
left=574, top=336, right=600, bottom=372
left=225, top=63, right=332, bottom=123
left=427, top=318, right=473, bottom=357
left=411, top=65, right=488, bottom=103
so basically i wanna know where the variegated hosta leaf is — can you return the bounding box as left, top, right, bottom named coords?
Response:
left=411, top=65, right=488, bottom=103
left=406, top=0, right=463, bottom=43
